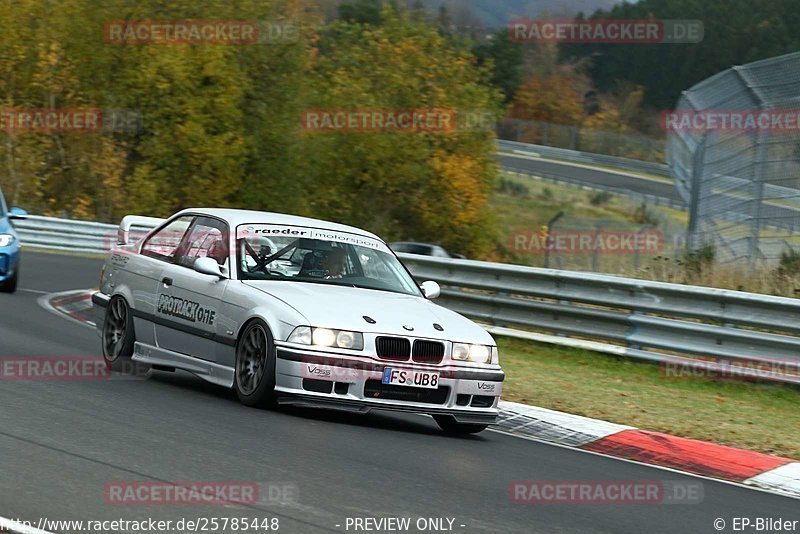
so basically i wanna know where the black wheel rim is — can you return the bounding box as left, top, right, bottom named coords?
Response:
left=236, top=325, right=267, bottom=395
left=104, top=299, right=127, bottom=362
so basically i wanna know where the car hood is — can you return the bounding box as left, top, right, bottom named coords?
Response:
left=242, top=281, right=494, bottom=344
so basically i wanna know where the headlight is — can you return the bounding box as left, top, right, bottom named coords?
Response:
left=0, top=234, right=15, bottom=247
left=287, top=326, right=311, bottom=345
left=452, top=343, right=494, bottom=363
left=312, top=328, right=336, bottom=347
left=287, top=326, right=363, bottom=351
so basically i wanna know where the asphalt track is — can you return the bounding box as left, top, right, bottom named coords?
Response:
left=0, top=250, right=796, bottom=534
left=497, top=153, right=680, bottom=200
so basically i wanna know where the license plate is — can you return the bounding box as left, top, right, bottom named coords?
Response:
left=382, top=368, right=440, bottom=389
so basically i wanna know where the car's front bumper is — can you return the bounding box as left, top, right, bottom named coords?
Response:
left=274, top=345, right=504, bottom=424
left=0, top=243, right=19, bottom=281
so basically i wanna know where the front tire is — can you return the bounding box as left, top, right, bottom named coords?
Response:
left=234, top=320, right=277, bottom=407
left=434, top=415, right=489, bottom=435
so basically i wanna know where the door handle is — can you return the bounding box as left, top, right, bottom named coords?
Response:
left=162, top=277, right=173, bottom=287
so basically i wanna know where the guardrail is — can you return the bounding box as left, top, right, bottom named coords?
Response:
left=399, top=254, right=800, bottom=385
left=14, top=215, right=156, bottom=254
left=14, top=215, right=800, bottom=385
left=14, top=215, right=118, bottom=254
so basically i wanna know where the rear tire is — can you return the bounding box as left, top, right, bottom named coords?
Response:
left=102, top=296, right=149, bottom=376
left=434, top=415, right=488, bottom=435
left=234, top=320, right=277, bottom=408
left=0, top=269, right=18, bottom=293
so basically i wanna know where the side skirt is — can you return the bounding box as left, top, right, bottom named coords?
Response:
left=133, top=342, right=235, bottom=388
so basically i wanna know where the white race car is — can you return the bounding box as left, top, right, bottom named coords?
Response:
left=93, top=209, right=504, bottom=434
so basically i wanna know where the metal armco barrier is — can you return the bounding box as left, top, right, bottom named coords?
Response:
left=399, top=254, right=800, bottom=385
left=13, top=215, right=800, bottom=384
left=14, top=215, right=118, bottom=254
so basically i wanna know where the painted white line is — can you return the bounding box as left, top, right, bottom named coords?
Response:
left=483, top=325, right=628, bottom=357
left=0, top=516, right=54, bottom=534
left=17, top=288, right=49, bottom=295
left=745, top=462, right=800, bottom=498
left=37, top=289, right=96, bottom=330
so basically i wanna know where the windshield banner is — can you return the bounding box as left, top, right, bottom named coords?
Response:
left=237, top=224, right=388, bottom=252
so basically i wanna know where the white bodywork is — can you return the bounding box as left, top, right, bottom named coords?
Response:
left=94, top=208, right=503, bottom=423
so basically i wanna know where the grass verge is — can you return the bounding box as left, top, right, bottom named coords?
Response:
left=498, top=336, right=800, bottom=460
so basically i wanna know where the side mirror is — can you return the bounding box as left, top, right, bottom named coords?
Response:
left=8, top=207, right=27, bottom=220
left=194, top=257, right=226, bottom=279
left=420, top=280, right=440, bottom=299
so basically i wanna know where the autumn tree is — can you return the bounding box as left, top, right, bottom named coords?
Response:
left=299, top=4, right=503, bottom=256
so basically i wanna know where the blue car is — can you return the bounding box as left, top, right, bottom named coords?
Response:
left=0, top=188, right=27, bottom=293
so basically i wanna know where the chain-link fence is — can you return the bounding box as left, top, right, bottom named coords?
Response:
left=667, top=51, right=800, bottom=265
left=508, top=211, right=687, bottom=275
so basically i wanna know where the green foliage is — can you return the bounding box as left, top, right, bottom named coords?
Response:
left=497, top=177, right=529, bottom=197
left=0, top=0, right=312, bottom=220
left=560, top=0, right=800, bottom=108
left=0, top=0, right=501, bottom=257
left=472, top=29, right=524, bottom=104
left=338, top=0, right=384, bottom=25
left=680, top=244, right=716, bottom=276
left=632, top=202, right=658, bottom=226
left=589, top=191, right=613, bottom=206
left=298, top=4, right=503, bottom=256
left=776, top=248, right=800, bottom=277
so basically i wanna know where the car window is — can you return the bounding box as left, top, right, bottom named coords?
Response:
left=237, top=224, right=422, bottom=296
left=173, top=216, right=230, bottom=269
left=140, top=216, right=194, bottom=261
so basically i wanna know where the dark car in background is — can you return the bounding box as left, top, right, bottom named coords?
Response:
left=390, top=241, right=465, bottom=259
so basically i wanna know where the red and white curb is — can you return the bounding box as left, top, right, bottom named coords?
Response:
left=496, top=401, right=800, bottom=499
left=38, top=289, right=96, bottom=329
left=40, top=290, right=800, bottom=499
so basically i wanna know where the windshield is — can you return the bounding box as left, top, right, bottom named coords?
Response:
left=236, top=224, right=421, bottom=297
